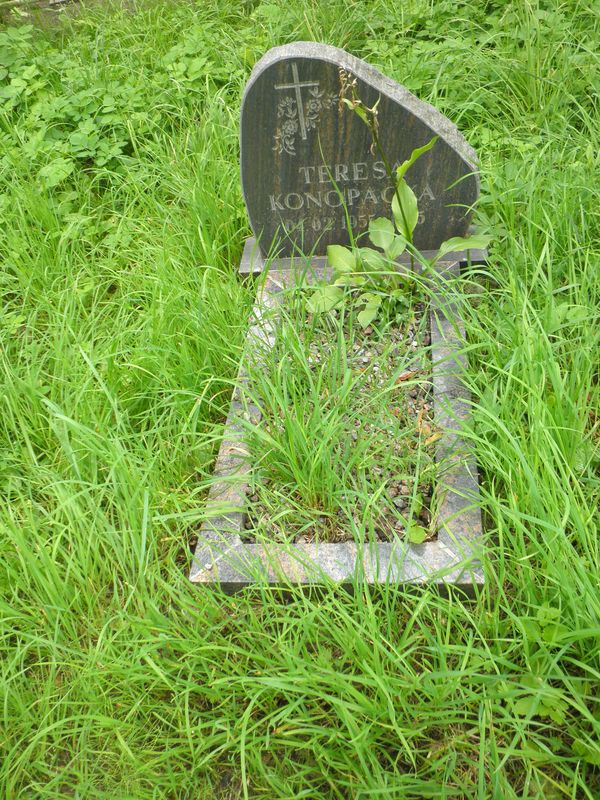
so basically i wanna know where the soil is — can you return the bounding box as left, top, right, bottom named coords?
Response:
left=242, top=302, right=438, bottom=545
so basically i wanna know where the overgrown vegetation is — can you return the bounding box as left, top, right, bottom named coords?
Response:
left=307, top=131, right=489, bottom=326
left=0, top=1, right=598, bottom=797
left=242, top=285, right=436, bottom=544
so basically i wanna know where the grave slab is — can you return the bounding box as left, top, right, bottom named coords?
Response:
left=191, top=44, right=486, bottom=592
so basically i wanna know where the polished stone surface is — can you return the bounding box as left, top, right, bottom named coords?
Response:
left=241, top=42, right=479, bottom=256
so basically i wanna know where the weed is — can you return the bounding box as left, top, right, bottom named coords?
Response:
left=308, top=77, right=489, bottom=327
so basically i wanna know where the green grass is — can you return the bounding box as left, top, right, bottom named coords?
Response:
left=240, top=281, right=436, bottom=544
left=0, top=0, right=598, bottom=797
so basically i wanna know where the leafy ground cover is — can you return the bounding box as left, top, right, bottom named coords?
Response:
left=0, top=1, right=598, bottom=797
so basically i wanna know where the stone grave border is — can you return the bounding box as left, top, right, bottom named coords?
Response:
left=190, top=238, right=486, bottom=593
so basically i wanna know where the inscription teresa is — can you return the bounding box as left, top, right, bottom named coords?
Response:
left=241, top=42, right=479, bottom=257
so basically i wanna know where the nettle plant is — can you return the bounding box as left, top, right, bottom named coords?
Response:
left=308, top=71, right=490, bottom=327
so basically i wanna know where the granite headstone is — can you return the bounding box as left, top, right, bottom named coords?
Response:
left=241, top=42, right=479, bottom=257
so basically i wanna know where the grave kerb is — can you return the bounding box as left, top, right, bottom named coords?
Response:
left=190, top=238, right=485, bottom=593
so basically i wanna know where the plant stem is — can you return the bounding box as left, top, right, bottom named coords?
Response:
left=369, top=120, right=415, bottom=272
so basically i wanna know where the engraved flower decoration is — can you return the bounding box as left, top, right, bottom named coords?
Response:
left=278, top=96, right=296, bottom=117
left=281, top=119, right=298, bottom=136
left=273, top=85, right=337, bottom=156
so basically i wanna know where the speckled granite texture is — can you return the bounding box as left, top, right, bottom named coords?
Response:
left=190, top=238, right=485, bottom=592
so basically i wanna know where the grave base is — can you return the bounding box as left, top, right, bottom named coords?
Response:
left=190, top=238, right=485, bottom=593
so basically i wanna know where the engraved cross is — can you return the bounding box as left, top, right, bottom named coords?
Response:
left=275, top=63, right=319, bottom=141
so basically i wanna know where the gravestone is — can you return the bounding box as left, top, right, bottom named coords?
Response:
left=241, top=42, right=479, bottom=256
left=190, top=43, right=485, bottom=592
